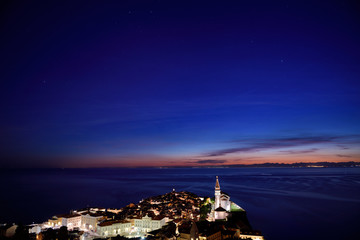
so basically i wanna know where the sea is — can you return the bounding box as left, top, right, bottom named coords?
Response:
left=1, top=167, right=359, bottom=240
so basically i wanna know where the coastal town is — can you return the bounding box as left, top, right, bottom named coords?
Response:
left=0, top=177, right=264, bottom=240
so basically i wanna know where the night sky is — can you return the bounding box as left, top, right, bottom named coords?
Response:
left=1, top=0, right=360, bottom=167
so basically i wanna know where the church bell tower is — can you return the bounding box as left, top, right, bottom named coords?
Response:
left=215, top=176, right=221, bottom=209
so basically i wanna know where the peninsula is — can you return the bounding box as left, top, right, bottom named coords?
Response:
left=1, top=177, right=264, bottom=240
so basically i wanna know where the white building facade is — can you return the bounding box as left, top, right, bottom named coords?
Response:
left=97, top=215, right=167, bottom=238
left=81, top=213, right=102, bottom=230
left=97, top=220, right=131, bottom=237
left=211, top=176, right=232, bottom=220
left=63, top=214, right=82, bottom=229
left=131, top=215, right=167, bottom=234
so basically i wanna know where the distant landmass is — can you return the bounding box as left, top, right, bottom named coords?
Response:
left=180, top=161, right=360, bottom=168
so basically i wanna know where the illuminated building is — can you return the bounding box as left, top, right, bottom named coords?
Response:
left=96, top=215, right=167, bottom=238
left=97, top=220, right=131, bottom=237
left=80, top=213, right=103, bottom=230
left=239, top=233, right=264, bottom=240
left=46, top=211, right=103, bottom=231
left=62, top=213, right=82, bottom=229
left=211, top=176, right=244, bottom=221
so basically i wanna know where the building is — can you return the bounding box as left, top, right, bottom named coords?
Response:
left=214, top=206, right=227, bottom=221
left=97, top=220, right=131, bottom=237
left=213, top=176, right=230, bottom=220
left=28, top=224, right=41, bottom=234
left=46, top=210, right=104, bottom=232
left=81, top=213, right=103, bottom=230
left=178, top=221, right=199, bottom=240
left=132, top=214, right=167, bottom=233
left=47, top=215, right=65, bottom=227
left=239, top=232, right=264, bottom=240
left=178, top=221, right=221, bottom=240
left=214, top=176, right=230, bottom=211
left=134, top=215, right=150, bottom=232
left=46, top=213, right=82, bottom=229
left=211, top=176, right=244, bottom=221
left=96, top=214, right=167, bottom=238
left=63, top=213, right=82, bottom=229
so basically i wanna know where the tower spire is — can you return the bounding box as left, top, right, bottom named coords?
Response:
left=215, top=176, right=220, bottom=190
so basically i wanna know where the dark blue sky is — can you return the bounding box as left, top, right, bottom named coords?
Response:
left=1, top=0, right=360, bottom=167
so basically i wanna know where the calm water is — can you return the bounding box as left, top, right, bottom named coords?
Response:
left=1, top=167, right=360, bottom=240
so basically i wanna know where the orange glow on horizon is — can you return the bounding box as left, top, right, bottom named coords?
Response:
left=49, top=153, right=360, bottom=168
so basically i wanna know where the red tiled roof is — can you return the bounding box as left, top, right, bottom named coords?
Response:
left=98, top=220, right=130, bottom=227
left=215, top=207, right=226, bottom=212
left=152, top=215, right=166, bottom=220
left=56, top=213, right=81, bottom=218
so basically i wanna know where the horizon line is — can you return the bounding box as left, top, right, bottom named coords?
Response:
left=1, top=161, right=359, bottom=169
